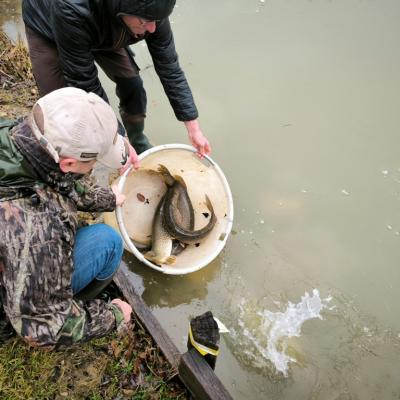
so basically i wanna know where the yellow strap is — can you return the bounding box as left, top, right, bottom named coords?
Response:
left=189, top=325, right=219, bottom=357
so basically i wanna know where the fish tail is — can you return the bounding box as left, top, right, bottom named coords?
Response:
left=157, top=164, right=175, bottom=186
left=165, top=255, right=177, bottom=265
left=144, top=251, right=176, bottom=266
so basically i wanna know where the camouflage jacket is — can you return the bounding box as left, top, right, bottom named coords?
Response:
left=0, top=119, right=124, bottom=348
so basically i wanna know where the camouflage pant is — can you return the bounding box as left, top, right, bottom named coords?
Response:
left=0, top=288, right=15, bottom=343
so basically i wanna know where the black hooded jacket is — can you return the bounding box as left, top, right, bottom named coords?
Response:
left=22, top=0, right=198, bottom=121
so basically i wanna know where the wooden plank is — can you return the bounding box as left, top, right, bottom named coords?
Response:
left=179, top=348, right=233, bottom=400
left=113, top=264, right=181, bottom=370
left=113, top=264, right=233, bottom=399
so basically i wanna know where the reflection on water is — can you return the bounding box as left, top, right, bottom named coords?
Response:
left=3, top=1, right=400, bottom=399
left=0, top=0, right=24, bottom=42
left=122, top=251, right=220, bottom=307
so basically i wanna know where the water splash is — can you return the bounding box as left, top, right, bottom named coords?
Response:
left=236, top=289, right=330, bottom=376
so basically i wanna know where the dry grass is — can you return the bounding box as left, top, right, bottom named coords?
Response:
left=0, top=30, right=33, bottom=83
left=0, top=319, right=188, bottom=400
left=0, top=29, right=38, bottom=118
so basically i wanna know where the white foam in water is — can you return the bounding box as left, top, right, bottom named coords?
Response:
left=238, top=289, right=329, bottom=376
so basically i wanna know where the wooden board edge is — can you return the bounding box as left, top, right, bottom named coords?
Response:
left=179, top=348, right=233, bottom=400
left=113, top=264, right=181, bottom=370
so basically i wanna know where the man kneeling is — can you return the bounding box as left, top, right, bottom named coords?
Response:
left=0, top=87, right=132, bottom=348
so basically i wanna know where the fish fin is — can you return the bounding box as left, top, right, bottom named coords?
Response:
left=173, top=174, right=188, bottom=189
left=146, top=169, right=161, bottom=176
left=157, top=164, right=175, bottom=186
left=171, top=240, right=187, bottom=256
left=143, top=251, right=164, bottom=266
left=165, top=255, right=177, bottom=265
left=144, top=251, right=156, bottom=261
left=204, top=194, right=215, bottom=213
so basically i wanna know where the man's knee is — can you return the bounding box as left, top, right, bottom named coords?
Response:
left=97, top=224, right=123, bottom=257
left=92, top=224, right=123, bottom=281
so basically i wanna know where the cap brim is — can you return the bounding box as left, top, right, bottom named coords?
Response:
left=97, top=134, right=128, bottom=169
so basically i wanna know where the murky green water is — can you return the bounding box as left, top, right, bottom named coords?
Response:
left=2, top=1, right=400, bottom=398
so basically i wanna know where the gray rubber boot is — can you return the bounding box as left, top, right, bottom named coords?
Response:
left=74, top=275, right=115, bottom=301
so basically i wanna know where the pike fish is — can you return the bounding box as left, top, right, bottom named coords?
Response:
left=143, top=164, right=217, bottom=265
left=157, top=164, right=195, bottom=232
left=143, top=165, right=194, bottom=265
left=159, top=165, right=217, bottom=244
left=144, top=193, right=176, bottom=265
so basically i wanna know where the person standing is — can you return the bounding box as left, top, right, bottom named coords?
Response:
left=22, top=0, right=211, bottom=160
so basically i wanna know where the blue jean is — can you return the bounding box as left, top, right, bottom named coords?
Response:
left=72, top=224, right=123, bottom=295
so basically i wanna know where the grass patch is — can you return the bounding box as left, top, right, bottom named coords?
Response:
left=0, top=318, right=188, bottom=399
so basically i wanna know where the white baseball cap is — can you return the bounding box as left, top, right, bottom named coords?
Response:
left=30, top=87, right=128, bottom=169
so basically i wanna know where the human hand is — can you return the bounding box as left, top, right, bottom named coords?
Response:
left=185, top=119, right=211, bottom=158
left=111, top=298, right=132, bottom=323
left=111, top=184, right=126, bottom=206
left=119, top=139, right=140, bottom=175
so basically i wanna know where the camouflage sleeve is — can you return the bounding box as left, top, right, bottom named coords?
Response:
left=55, top=301, right=125, bottom=347
left=0, top=196, right=124, bottom=348
left=71, top=175, right=116, bottom=212
left=22, top=299, right=124, bottom=348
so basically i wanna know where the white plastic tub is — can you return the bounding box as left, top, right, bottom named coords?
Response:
left=110, top=144, right=233, bottom=275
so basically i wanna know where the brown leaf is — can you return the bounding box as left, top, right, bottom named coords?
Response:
left=110, top=340, right=123, bottom=358
left=137, top=193, right=146, bottom=202
left=121, top=388, right=136, bottom=396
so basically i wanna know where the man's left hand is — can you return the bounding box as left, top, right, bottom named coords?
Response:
left=185, top=119, right=211, bottom=158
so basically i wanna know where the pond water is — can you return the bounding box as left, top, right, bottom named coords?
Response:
left=2, top=1, right=400, bottom=398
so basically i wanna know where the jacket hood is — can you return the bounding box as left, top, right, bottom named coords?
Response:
left=112, top=0, right=176, bottom=20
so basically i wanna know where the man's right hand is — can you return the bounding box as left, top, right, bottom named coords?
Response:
left=111, top=298, right=132, bottom=323
left=111, top=184, right=126, bottom=206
